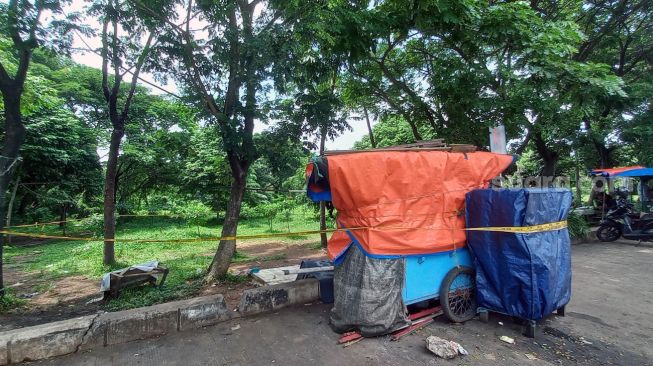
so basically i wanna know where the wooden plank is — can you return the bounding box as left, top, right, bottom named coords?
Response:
left=323, top=139, right=479, bottom=155
left=407, top=306, right=442, bottom=320
left=450, top=145, right=478, bottom=153
left=389, top=139, right=446, bottom=148
left=390, top=318, right=434, bottom=341
left=338, top=331, right=363, bottom=344
left=325, top=147, right=454, bottom=155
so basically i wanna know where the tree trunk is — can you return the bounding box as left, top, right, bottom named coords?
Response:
left=583, top=118, right=615, bottom=168
left=4, top=173, right=20, bottom=246
left=0, top=92, right=26, bottom=296
left=103, top=128, right=124, bottom=265
left=575, top=152, right=582, bottom=205
left=540, top=157, right=557, bottom=178
left=319, top=128, right=328, bottom=248
left=533, top=131, right=558, bottom=178
left=59, top=204, right=67, bottom=235
left=593, top=141, right=614, bottom=168
left=206, top=159, right=249, bottom=280
left=363, top=107, right=376, bottom=148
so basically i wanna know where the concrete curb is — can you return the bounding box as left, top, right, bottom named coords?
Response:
left=238, top=279, right=320, bottom=316
left=1, top=294, right=232, bottom=364
left=0, top=279, right=322, bottom=365
left=0, top=315, right=97, bottom=364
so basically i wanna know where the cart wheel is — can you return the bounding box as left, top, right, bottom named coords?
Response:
left=479, top=310, right=489, bottom=323
left=557, top=306, right=565, bottom=316
left=524, top=320, right=536, bottom=338
left=439, top=266, right=477, bottom=323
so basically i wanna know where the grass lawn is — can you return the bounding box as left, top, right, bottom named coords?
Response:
left=3, top=206, right=328, bottom=312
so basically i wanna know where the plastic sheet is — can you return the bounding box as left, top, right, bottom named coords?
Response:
left=329, top=245, right=410, bottom=336
left=465, top=188, right=572, bottom=321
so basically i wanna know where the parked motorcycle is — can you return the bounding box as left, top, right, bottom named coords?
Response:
left=596, top=192, right=653, bottom=242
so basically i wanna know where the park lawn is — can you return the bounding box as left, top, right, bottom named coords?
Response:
left=3, top=207, right=328, bottom=312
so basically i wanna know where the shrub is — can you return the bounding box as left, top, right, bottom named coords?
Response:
left=0, top=291, right=27, bottom=313
left=178, top=201, right=213, bottom=227
left=79, top=213, right=104, bottom=236
left=567, top=212, right=590, bottom=239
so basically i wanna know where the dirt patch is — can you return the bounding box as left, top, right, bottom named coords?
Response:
left=1, top=240, right=327, bottom=331
left=233, top=240, right=327, bottom=270
left=1, top=238, right=102, bottom=330
left=1, top=270, right=102, bottom=331
left=200, top=241, right=328, bottom=310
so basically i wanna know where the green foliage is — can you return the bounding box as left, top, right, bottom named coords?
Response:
left=240, top=198, right=297, bottom=231
left=104, top=279, right=203, bottom=312
left=5, top=211, right=323, bottom=311
left=0, top=290, right=27, bottom=313
left=80, top=214, right=104, bottom=236
left=354, top=115, right=433, bottom=149
left=0, top=0, right=651, bottom=301
left=181, top=126, right=231, bottom=212
left=567, top=212, right=590, bottom=239
left=19, top=106, right=102, bottom=220
left=177, top=201, right=213, bottom=228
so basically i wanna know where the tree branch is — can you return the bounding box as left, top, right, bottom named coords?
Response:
left=100, top=18, right=111, bottom=100
left=75, top=29, right=180, bottom=98
left=110, top=12, right=122, bottom=99
left=120, top=31, right=156, bottom=123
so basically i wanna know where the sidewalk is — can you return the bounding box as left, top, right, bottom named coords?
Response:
left=37, top=241, right=653, bottom=365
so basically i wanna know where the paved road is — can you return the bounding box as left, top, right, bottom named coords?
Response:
left=36, top=241, right=653, bottom=365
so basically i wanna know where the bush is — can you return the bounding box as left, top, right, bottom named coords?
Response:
left=79, top=213, right=104, bottom=236
left=239, top=202, right=258, bottom=220
left=568, top=212, right=590, bottom=239
left=177, top=201, right=213, bottom=227
left=0, top=291, right=27, bottom=313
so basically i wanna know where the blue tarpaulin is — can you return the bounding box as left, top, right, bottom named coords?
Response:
left=610, top=168, right=653, bottom=177
left=465, top=188, right=572, bottom=321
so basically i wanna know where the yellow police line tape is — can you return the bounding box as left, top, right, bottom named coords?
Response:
left=5, top=214, right=174, bottom=229
left=465, top=220, right=568, bottom=234
left=0, top=220, right=568, bottom=243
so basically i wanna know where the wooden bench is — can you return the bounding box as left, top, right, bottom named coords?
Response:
left=103, top=265, right=169, bottom=299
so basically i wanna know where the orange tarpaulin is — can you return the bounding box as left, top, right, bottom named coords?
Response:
left=318, top=151, right=514, bottom=261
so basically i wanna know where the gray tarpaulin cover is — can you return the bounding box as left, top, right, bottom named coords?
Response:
left=330, top=245, right=410, bottom=336
left=100, top=260, right=159, bottom=292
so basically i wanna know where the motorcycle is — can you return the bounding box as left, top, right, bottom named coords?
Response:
left=596, top=193, right=653, bottom=242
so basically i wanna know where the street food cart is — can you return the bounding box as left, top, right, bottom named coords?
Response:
left=306, top=146, right=514, bottom=336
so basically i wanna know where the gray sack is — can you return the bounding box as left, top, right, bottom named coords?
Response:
left=330, top=245, right=410, bottom=336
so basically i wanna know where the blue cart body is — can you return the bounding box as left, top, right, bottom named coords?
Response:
left=402, top=248, right=473, bottom=305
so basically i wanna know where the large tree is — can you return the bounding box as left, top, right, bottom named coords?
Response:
left=573, top=0, right=653, bottom=168
left=89, top=0, right=159, bottom=264
left=340, top=0, right=626, bottom=176
left=132, top=0, right=304, bottom=279
left=135, top=0, right=368, bottom=278
left=275, top=57, right=350, bottom=247
left=0, top=0, right=76, bottom=295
